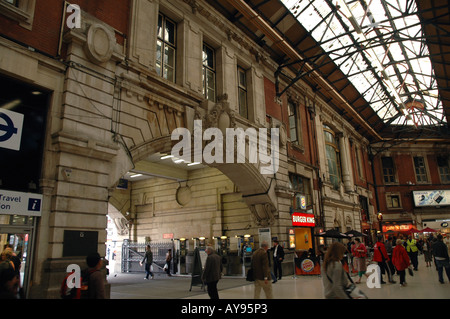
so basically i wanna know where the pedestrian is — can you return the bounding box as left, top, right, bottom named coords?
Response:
left=266, top=248, right=277, bottom=283
left=373, top=235, right=395, bottom=284
left=385, top=236, right=396, bottom=276
left=392, top=239, right=410, bottom=287
left=165, top=249, right=172, bottom=276
left=140, top=245, right=154, bottom=280
left=322, top=242, right=350, bottom=299
left=202, top=246, right=223, bottom=299
left=0, top=267, right=19, bottom=299
left=0, top=249, right=15, bottom=272
left=406, top=235, right=419, bottom=271
left=351, top=238, right=368, bottom=283
left=432, top=234, right=450, bottom=284
left=84, top=252, right=106, bottom=299
left=423, top=237, right=433, bottom=267
left=251, top=241, right=273, bottom=299
left=272, top=240, right=284, bottom=281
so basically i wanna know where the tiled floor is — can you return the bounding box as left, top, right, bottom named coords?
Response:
left=110, top=254, right=450, bottom=299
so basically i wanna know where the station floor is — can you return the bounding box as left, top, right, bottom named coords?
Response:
left=108, top=254, right=450, bottom=299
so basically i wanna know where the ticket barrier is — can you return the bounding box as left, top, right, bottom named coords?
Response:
left=175, top=238, right=189, bottom=275
left=215, top=236, right=231, bottom=275
left=238, top=236, right=254, bottom=277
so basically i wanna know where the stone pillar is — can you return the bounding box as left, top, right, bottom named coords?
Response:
left=338, top=133, right=353, bottom=193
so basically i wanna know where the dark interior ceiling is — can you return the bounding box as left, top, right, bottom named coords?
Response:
left=206, top=0, right=450, bottom=143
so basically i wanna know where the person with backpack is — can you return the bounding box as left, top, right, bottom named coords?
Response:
left=60, top=252, right=106, bottom=299
left=84, top=252, right=106, bottom=299
left=373, top=235, right=395, bottom=284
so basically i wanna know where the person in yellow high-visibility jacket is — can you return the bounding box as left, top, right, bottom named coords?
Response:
left=406, top=235, right=419, bottom=271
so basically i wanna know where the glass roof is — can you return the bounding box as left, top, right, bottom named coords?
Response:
left=282, top=0, right=445, bottom=128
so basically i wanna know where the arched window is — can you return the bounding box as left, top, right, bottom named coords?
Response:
left=323, top=125, right=341, bottom=190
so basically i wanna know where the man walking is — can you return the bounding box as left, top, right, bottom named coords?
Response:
left=140, top=245, right=154, bottom=280
left=252, top=241, right=273, bottom=299
left=406, top=235, right=419, bottom=271
left=272, top=240, right=284, bottom=281
left=432, top=234, right=450, bottom=284
left=202, top=246, right=223, bottom=299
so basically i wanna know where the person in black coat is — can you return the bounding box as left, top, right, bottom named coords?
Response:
left=432, top=234, right=450, bottom=284
left=272, top=240, right=284, bottom=280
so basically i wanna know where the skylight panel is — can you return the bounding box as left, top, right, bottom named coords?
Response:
left=282, top=0, right=446, bottom=128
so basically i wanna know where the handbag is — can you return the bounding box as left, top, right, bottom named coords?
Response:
left=326, top=268, right=368, bottom=299
left=246, top=268, right=254, bottom=282
left=407, top=265, right=414, bottom=276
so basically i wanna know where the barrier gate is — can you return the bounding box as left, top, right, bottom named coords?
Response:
left=121, top=240, right=174, bottom=273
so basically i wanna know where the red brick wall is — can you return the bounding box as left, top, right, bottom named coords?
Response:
left=264, top=76, right=314, bottom=166
left=0, top=0, right=129, bottom=57
left=373, top=152, right=449, bottom=214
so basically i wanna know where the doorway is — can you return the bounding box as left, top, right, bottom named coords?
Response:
left=0, top=224, right=35, bottom=298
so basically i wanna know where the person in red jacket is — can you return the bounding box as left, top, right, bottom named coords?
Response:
left=373, top=235, right=395, bottom=284
left=392, top=239, right=410, bottom=287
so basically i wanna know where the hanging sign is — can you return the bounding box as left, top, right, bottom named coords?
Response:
left=0, top=189, right=43, bottom=216
left=413, top=190, right=450, bottom=207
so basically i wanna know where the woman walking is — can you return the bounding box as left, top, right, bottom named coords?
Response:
left=322, top=242, right=351, bottom=299
left=392, top=239, right=410, bottom=287
left=351, top=238, right=368, bottom=283
left=423, top=237, right=433, bottom=267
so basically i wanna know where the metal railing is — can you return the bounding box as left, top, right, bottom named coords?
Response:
left=121, top=240, right=174, bottom=273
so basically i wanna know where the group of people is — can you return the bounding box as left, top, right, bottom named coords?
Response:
left=200, top=240, right=284, bottom=299
left=139, top=245, right=173, bottom=280
left=0, top=244, right=21, bottom=299
left=323, top=232, right=450, bottom=299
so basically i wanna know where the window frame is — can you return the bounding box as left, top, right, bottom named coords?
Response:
left=289, top=173, right=312, bottom=209
left=0, top=0, right=36, bottom=30
left=156, top=13, right=177, bottom=83
left=288, top=101, right=298, bottom=144
left=381, top=156, right=396, bottom=184
left=237, top=66, right=248, bottom=118
left=437, top=156, right=450, bottom=184
left=323, top=125, right=342, bottom=190
left=386, top=193, right=402, bottom=210
left=413, top=156, right=429, bottom=183
left=202, top=43, right=216, bottom=102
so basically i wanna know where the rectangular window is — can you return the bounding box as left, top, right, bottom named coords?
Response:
left=288, top=102, right=298, bottom=143
left=356, top=147, right=365, bottom=179
left=413, top=156, right=428, bottom=183
left=386, top=194, right=401, bottom=209
left=437, top=156, right=450, bottom=183
left=289, top=173, right=311, bottom=209
left=202, top=44, right=216, bottom=102
left=5, top=0, right=19, bottom=6
left=237, top=66, right=248, bottom=118
left=156, top=14, right=176, bottom=83
left=381, top=157, right=395, bottom=184
left=324, top=125, right=341, bottom=190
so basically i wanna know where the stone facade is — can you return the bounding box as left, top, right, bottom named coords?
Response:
left=0, top=0, right=417, bottom=299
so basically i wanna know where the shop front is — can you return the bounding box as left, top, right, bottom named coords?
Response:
left=290, top=211, right=321, bottom=275
left=0, top=190, right=42, bottom=298
left=382, top=222, right=417, bottom=238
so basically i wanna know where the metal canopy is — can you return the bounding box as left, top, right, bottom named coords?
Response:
left=206, top=0, right=450, bottom=141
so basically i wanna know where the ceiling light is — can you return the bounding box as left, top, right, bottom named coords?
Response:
left=187, top=162, right=201, bottom=166
left=161, top=155, right=174, bottom=160
left=130, top=173, right=143, bottom=178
